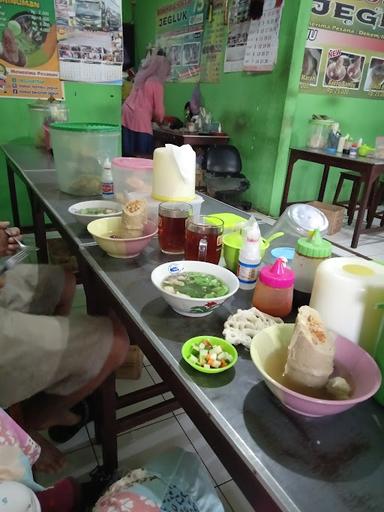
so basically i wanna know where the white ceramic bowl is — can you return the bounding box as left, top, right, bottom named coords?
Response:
left=68, top=200, right=122, bottom=225
left=87, top=217, right=158, bottom=258
left=151, top=260, right=239, bottom=317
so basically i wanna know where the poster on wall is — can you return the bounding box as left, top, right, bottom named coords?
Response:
left=300, top=0, right=384, bottom=99
left=224, top=0, right=250, bottom=73
left=155, top=0, right=205, bottom=83
left=55, top=0, right=123, bottom=83
left=0, top=0, right=63, bottom=99
left=199, top=0, right=226, bottom=82
left=243, top=0, right=284, bottom=72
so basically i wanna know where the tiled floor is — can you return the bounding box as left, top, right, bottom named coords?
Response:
left=29, top=209, right=382, bottom=510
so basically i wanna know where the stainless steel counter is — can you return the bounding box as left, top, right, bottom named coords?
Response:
left=2, top=141, right=384, bottom=512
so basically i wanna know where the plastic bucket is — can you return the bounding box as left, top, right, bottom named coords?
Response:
left=223, top=231, right=283, bottom=273
left=50, top=123, right=120, bottom=196
left=29, top=101, right=68, bottom=149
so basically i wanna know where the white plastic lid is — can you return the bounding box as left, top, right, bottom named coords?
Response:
left=287, top=204, right=329, bottom=234
left=112, top=157, right=152, bottom=171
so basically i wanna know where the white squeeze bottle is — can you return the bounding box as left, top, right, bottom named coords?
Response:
left=237, top=215, right=261, bottom=290
left=102, top=158, right=114, bottom=199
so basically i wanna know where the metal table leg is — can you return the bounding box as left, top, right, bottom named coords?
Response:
left=6, top=159, right=21, bottom=227
left=27, top=191, right=48, bottom=263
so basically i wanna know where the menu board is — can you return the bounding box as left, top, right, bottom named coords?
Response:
left=55, top=0, right=123, bottom=83
left=0, top=0, right=63, bottom=99
left=155, top=0, right=205, bottom=82
left=300, top=0, right=384, bottom=99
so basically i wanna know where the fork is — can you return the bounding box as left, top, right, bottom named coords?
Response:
left=0, top=249, right=31, bottom=275
left=5, top=229, right=38, bottom=253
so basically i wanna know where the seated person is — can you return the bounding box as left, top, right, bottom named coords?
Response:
left=94, top=447, right=224, bottom=512
left=1, top=407, right=224, bottom=512
left=0, top=406, right=82, bottom=511
left=0, top=221, right=130, bottom=472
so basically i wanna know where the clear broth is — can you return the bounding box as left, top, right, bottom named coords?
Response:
left=264, top=345, right=354, bottom=400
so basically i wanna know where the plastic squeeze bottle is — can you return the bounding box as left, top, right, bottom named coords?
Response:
left=252, top=257, right=295, bottom=317
left=237, top=215, right=261, bottom=290
left=291, top=229, right=332, bottom=294
left=102, top=158, right=114, bottom=199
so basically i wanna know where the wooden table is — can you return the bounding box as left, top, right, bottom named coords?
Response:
left=153, top=126, right=230, bottom=147
left=280, top=147, right=384, bottom=248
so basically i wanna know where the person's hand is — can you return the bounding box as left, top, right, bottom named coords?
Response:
left=0, top=221, right=21, bottom=256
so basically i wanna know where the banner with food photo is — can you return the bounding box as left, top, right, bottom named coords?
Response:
left=155, top=0, right=205, bottom=82
left=300, top=0, right=384, bottom=99
left=0, top=0, right=63, bottom=99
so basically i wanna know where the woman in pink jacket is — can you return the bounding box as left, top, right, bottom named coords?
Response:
left=122, top=54, right=171, bottom=157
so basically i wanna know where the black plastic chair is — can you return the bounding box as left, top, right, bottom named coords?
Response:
left=203, top=145, right=252, bottom=210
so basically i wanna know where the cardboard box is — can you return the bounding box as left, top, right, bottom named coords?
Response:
left=308, top=201, right=344, bottom=235
left=116, top=345, right=144, bottom=380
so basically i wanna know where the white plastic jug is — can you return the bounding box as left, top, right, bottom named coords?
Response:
left=310, top=257, right=384, bottom=355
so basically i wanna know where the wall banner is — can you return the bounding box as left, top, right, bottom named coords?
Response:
left=300, top=0, right=384, bottom=99
left=0, top=0, right=63, bottom=99
left=155, top=0, right=205, bottom=82
left=199, top=0, right=225, bottom=83
left=224, top=0, right=250, bottom=73
left=55, top=0, right=123, bottom=83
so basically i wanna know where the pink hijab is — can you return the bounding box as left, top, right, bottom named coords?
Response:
left=134, top=54, right=171, bottom=88
left=124, top=55, right=171, bottom=112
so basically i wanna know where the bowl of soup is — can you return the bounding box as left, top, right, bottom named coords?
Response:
left=151, top=260, right=239, bottom=317
left=250, top=324, right=381, bottom=417
left=69, top=200, right=122, bottom=225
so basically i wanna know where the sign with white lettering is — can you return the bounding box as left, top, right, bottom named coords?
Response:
left=300, top=0, right=384, bottom=98
left=155, top=0, right=204, bottom=82
left=0, top=0, right=63, bottom=99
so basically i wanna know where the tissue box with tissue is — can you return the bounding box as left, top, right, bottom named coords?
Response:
left=152, top=144, right=196, bottom=201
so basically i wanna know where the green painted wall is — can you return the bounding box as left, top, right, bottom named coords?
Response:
left=123, top=0, right=133, bottom=23
left=288, top=93, right=384, bottom=206
left=0, top=83, right=120, bottom=224
left=134, top=0, right=312, bottom=215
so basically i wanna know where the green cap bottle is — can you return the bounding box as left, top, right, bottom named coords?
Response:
left=296, top=229, right=332, bottom=258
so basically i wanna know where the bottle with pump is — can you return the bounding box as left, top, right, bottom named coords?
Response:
left=102, top=158, right=114, bottom=199
left=237, top=215, right=261, bottom=290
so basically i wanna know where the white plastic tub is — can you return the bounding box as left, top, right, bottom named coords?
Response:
left=112, top=157, right=153, bottom=203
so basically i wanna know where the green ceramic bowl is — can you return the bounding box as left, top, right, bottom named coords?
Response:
left=182, top=335, right=238, bottom=374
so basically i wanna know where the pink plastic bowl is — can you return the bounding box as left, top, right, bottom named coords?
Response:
left=87, top=217, right=157, bottom=259
left=251, top=324, right=382, bottom=417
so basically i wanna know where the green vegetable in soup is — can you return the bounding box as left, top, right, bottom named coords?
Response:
left=161, top=272, right=229, bottom=299
left=77, top=207, right=117, bottom=215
